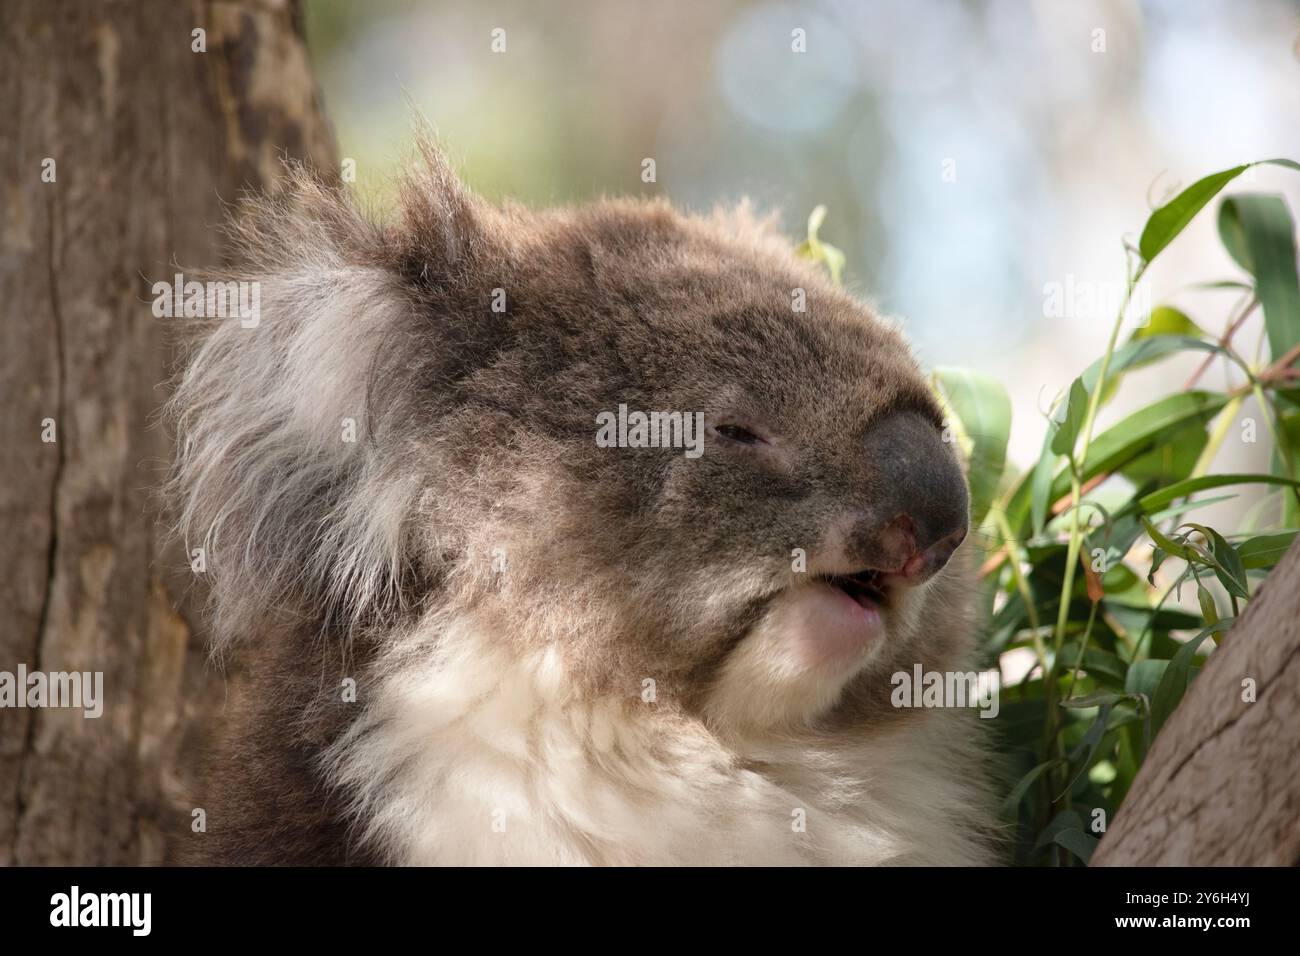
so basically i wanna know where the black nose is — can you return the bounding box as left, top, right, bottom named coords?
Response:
left=847, top=410, right=969, bottom=578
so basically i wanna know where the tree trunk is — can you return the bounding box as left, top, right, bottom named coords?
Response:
left=1093, top=538, right=1300, bottom=866
left=0, top=0, right=335, bottom=865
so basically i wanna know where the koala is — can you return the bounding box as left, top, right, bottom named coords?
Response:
left=169, top=136, right=1000, bottom=866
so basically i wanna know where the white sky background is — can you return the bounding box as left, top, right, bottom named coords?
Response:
left=309, top=0, right=1300, bottom=490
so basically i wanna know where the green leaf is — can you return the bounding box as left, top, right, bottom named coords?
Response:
left=1147, top=546, right=1167, bottom=584
left=1125, top=659, right=1168, bottom=700
left=1138, top=159, right=1300, bottom=264
left=1141, top=517, right=1194, bottom=559
left=1035, top=810, right=1098, bottom=863
left=1060, top=692, right=1126, bottom=709
left=1085, top=334, right=1219, bottom=393
left=1185, top=523, right=1250, bottom=599
left=1133, top=305, right=1205, bottom=340
left=1136, top=473, right=1300, bottom=514
left=1150, top=621, right=1230, bottom=733
left=1072, top=646, right=1130, bottom=687
left=1061, top=701, right=1115, bottom=797
left=1001, top=759, right=1061, bottom=816
left=1119, top=420, right=1209, bottom=488
left=932, top=367, right=1012, bottom=527
left=1197, top=584, right=1219, bottom=626
left=1276, top=409, right=1300, bottom=528
left=1029, top=428, right=1059, bottom=537
left=1218, top=194, right=1300, bottom=363
left=794, top=205, right=847, bottom=286
left=1236, top=530, right=1298, bottom=569
left=1067, top=391, right=1230, bottom=493
left=1035, top=809, right=1085, bottom=849
left=1051, top=378, right=1089, bottom=457
left=1145, top=493, right=1240, bottom=525
left=1028, top=338, right=1211, bottom=526
left=1101, top=560, right=1142, bottom=596
left=1107, top=335, right=1224, bottom=380
left=1053, top=828, right=1099, bottom=864
left=1029, top=389, right=1227, bottom=536
left=1017, top=337, right=1212, bottom=536
left=1139, top=165, right=1251, bottom=263
left=1185, top=279, right=1254, bottom=292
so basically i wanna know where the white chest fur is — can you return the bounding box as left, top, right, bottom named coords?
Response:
left=324, top=624, right=995, bottom=867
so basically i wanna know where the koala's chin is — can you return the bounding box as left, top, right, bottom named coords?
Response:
left=705, top=573, right=929, bottom=733
left=171, top=134, right=1000, bottom=867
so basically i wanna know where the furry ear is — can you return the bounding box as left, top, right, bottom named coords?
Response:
left=389, top=129, right=500, bottom=286
left=168, top=155, right=450, bottom=650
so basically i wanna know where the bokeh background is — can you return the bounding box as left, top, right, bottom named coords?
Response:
left=305, top=0, right=1300, bottom=472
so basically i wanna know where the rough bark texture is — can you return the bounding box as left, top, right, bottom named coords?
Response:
left=1093, top=538, right=1300, bottom=866
left=0, top=0, right=335, bottom=865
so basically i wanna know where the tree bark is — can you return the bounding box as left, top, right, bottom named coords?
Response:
left=1093, top=538, right=1300, bottom=866
left=0, top=0, right=335, bottom=865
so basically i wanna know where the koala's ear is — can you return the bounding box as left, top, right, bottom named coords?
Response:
left=172, top=159, right=425, bottom=650
left=171, top=133, right=500, bottom=651
left=391, top=131, right=499, bottom=283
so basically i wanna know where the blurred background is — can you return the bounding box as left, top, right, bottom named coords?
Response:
left=305, top=0, right=1300, bottom=472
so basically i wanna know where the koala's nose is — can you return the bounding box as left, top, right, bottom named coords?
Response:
left=847, top=410, right=969, bottom=581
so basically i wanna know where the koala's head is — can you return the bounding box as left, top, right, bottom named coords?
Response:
left=172, top=140, right=973, bottom=737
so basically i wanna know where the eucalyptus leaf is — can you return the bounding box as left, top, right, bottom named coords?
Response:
left=1086, top=334, right=1219, bottom=388
left=1051, top=378, right=1088, bottom=457
left=1053, top=828, right=1099, bottom=864
left=1120, top=420, right=1209, bottom=488
left=1139, top=165, right=1251, bottom=263
left=1001, top=759, right=1062, bottom=816
left=1218, top=194, right=1300, bottom=363
left=1050, top=391, right=1229, bottom=503
left=1132, top=305, right=1204, bottom=340
left=1144, top=493, right=1240, bottom=525
left=1029, top=428, right=1059, bottom=537
left=953, top=157, right=1300, bottom=863
left=1141, top=517, right=1193, bottom=560
left=1060, top=692, right=1126, bottom=709
left=932, top=367, right=1012, bottom=526
left=1136, top=473, right=1300, bottom=514
left=1124, top=659, right=1168, bottom=699
left=1150, top=621, right=1231, bottom=733
left=1236, top=530, right=1298, bottom=569
left=1138, top=159, right=1300, bottom=263
left=794, top=204, right=846, bottom=286
left=1196, top=584, right=1219, bottom=626
left=1184, top=523, right=1250, bottom=599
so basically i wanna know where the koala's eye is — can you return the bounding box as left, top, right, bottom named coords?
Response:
left=714, top=424, right=765, bottom=446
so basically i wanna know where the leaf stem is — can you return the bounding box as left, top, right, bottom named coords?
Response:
left=1054, top=264, right=1146, bottom=656
left=1190, top=394, right=1246, bottom=479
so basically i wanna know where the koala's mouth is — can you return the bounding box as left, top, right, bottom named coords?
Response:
left=816, top=569, right=892, bottom=611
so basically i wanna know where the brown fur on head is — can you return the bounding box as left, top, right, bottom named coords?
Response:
left=171, top=135, right=995, bottom=865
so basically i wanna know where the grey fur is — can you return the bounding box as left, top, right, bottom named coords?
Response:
left=168, top=134, right=1001, bottom=865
